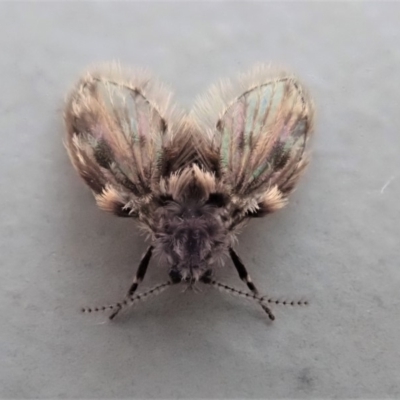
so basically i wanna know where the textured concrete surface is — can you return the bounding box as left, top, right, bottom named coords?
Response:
left=1, top=2, right=399, bottom=398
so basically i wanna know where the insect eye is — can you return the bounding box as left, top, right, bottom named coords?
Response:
left=169, top=269, right=182, bottom=283
left=200, top=269, right=213, bottom=283
left=205, top=193, right=228, bottom=208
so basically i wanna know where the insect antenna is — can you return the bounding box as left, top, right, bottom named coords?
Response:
left=206, top=279, right=308, bottom=321
left=260, top=296, right=309, bottom=307
left=206, top=279, right=275, bottom=320
left=81, top=281, right=173, bottom=320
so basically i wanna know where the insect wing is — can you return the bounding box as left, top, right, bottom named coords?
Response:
left=64, top=64, right=176, bottom=216
left=192, top=65, right=315, bottom=216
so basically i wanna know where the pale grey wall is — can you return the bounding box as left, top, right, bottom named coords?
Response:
left=1, top=2, right=399, bottom=398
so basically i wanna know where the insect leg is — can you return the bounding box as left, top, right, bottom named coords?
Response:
left=125, top=246, right=154, bottom=297
left=108, top=281, right=172, bottom=320
left=81, top=281, right=173, bottom=320
left=229, top=247, right=260, bottom=295
left=207, top=279, right=275, bottom=320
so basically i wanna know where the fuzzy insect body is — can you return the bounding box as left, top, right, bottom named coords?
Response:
left=64, top=63, right=314, bottom=320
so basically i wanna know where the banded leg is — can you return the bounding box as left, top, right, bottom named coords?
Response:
left=207, top=279, right=275, bottom=320
left=229, top=248, right=259, bottom=295
left=125, top=246, right=154, bottom=297
left=82, top=281, right=173, bottom=320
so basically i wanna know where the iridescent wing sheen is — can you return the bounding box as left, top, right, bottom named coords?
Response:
left=192, top=65, right=315, bottom=217
left=64, top=64, right=188, bottom=217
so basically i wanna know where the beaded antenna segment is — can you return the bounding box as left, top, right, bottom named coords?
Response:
left=64, top=62, right=315, bottom=321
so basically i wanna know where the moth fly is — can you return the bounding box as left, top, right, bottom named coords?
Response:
left=64, top=62, right=314, bottom=321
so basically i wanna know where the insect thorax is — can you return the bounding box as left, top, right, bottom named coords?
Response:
left=150, top=166, right=232, bottom=282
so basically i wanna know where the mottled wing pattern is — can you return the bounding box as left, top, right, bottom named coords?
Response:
left=192, top=65, right=315, bottom=219
left=64, top=64, right=187, bottom=217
